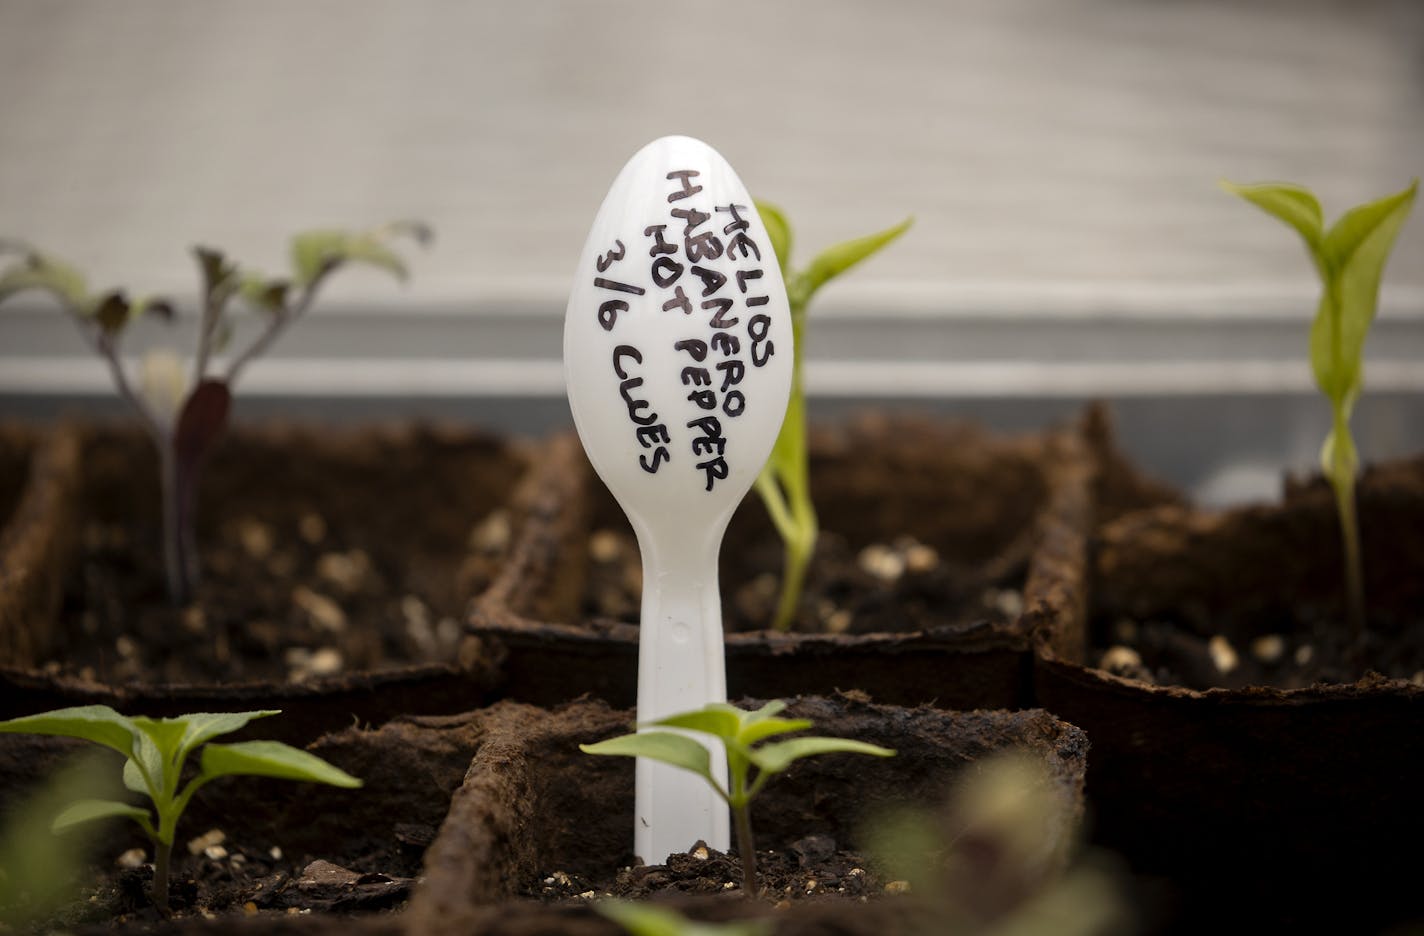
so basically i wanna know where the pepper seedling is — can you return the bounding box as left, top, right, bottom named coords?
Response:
left=1222, top=179, right=1417, bottom=636
left=0, top=222, right=430, bottom=605
left=580, top=700, right=894, bottom=897
left=0, top=706, right=361, bottom=913
left=751, top=204, right=912, bottom=632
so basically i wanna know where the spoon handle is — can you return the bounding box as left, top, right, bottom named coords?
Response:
left=634, top=536, right=731, bottom=862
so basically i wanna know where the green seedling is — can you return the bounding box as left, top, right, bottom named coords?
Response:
left=0, top=706, right=361, bottom=913
left=752, top=203, right=912, bottom=632
left=0, top=222, right=430, bottom=604
left=1222, top=179, right=1418, bottom=635
left=596, top=899, right=771, bottom=936
left=580, top=700, right=894, bottom=897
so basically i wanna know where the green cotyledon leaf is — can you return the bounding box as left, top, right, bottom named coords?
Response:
left=198, top=740, right=361, bottom=788
left=580, top=731, right=718, bottom=793
left=747, top=736, right=895, bottom=776
left=0, top=705, right=139, bottom=760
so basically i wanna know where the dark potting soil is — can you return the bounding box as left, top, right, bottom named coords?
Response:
left=2, top=712, right=484, bottom=932
left=585, top=526, right=1026, bottom=636
left=43, top=831, right=419, bottom=933
left=526, top=838, right=887, bottom=904
left=1091, top=609, right=1424, bottom=692
left=578, top=416, right=1051, bottom=635
left=1088, top=459, right=1424, bottom=692
left=42, top=427, right=523, bottom=685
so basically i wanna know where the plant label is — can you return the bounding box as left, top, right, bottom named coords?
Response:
left=564, top=136, right=792, bottom=862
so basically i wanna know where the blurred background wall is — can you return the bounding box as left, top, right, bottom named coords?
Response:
left=1, top=0, right=1422, bottom=501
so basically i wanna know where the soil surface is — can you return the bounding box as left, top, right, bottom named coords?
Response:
left=527, top=838, right=886, bottom=903
left=1088, top=457, right=1424, bottom=691
left=40, top=831, right=418, bottom=933
left=408, top=697, right=1088, bottom=936
left=37, top=426, right=523, bottom=685
left=1, top=712, right=484, bottom=932
left=585, top=525, right=1027, bottom=636
left=578, top=416, right=1054, bottom=635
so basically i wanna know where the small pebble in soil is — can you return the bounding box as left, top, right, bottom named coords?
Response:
left=285, top=647, right=344, bottom=681
left=1208, top=635, right=1239, bottom=674
left=1295, top=644, right=1315, bottom=666
left=270, top=847, right=284, bottom=861
left=988, top=589, right=1024, bottom=619
left=885, top=880, right=911, bottom=894
left=204, top=845, right=229, bottom=861
left=187, top=829, right=226, bottom=855
left=299, top=512, right=327, bottom=544
left=825, top=609, right=853, bottom=634
left=115, top=635, right=137, bottom=659
left=1251, top=634, right=1287, bottom=665
left=470, top=511, right=512, bottom=553
left=403, top=595, right=430, bottom=627
left=182, top=606, right=207, bottom=634
left=901, top=539, right=940, bottom=574
left=1100, top=645, right=1143, bottom=673
left=589, top=529, right=623, bottom=564
left=243, top=901, right=258, bottom=916
left=237, top=518, right=274, bottom=560
left=317, top=550, right=371, bottom=594
left=293, top=587, right=347, bottom=633
left=858, top=544, right=905, bottom=582
left=116, top=848, right=146, bottom=869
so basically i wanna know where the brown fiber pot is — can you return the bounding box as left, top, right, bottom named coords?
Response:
left=0, top=424, right=540, bottom=743
left=1031, top=453, right=1424, bottom=932
left=467, top=411, right=1154, bottom=712
left=0, top=710, right=497, bottom=933
left=404, top=694, right=1089, bottom=936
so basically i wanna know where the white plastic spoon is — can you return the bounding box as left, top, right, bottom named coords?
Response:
left=564, top=136, right=793, bottom=863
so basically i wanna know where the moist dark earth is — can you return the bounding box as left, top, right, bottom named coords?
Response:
left=1087, top=457, right=1424, bottom=691
left=577, top=417, right=1057, bottom=636
left=527, top=837, right=888, bottom=904
left=39, top=427, right=523, bottom=685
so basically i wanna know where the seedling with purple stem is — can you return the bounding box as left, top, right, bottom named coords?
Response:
left=0, top=706, right=360, bottom=913
left=0, top=223, right=430, bottom=604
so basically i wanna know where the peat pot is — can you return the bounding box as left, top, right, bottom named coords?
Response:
left=1032, top=453, right=1424, bottom=932
left=0, top=709, right=494, bottom=932
left=405, top=694, right=1090, bottom=936
left=0, top=423, right=538, bottom=742
left=468, top=410, right=1164, bottom=711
